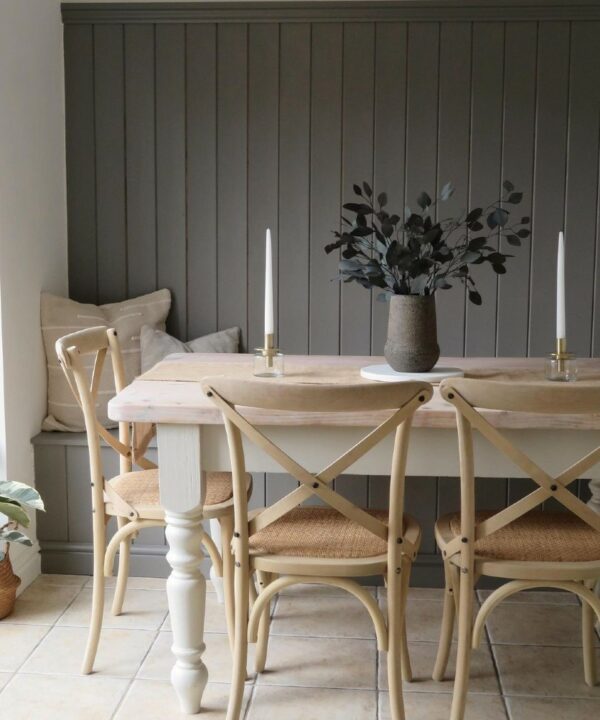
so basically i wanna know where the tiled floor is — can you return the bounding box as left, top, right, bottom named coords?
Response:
left=0, top=574, right=599, bottom=719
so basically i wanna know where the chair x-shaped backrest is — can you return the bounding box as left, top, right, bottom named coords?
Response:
left=204, top=378, right=431, bottom=557
left=442, top=383, right=600, bottom=561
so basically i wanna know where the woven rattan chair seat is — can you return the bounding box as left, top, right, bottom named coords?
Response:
left=442, top=510, right=600, bottom=563
left=248, top=507, right=392, bottom=559
left=110, top=469, right=234, bottom=508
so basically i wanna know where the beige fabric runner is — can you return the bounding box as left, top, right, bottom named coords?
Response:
left=140, top=355, right=600, bottom=386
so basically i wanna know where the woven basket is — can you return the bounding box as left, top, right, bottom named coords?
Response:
left=0, top=552, right=21, bottom=619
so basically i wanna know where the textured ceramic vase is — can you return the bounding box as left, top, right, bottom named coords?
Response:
left=384, top=294, right=440, bottom=373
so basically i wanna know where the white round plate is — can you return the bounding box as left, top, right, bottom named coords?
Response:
left=360, top=364, right=464, bottom=383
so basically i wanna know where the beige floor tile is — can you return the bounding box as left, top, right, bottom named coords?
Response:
left=379, top=587, right=446, bottom=602
left=5, top=583, right=80, bottom=625
left=21, top=625, right=155, bottom=677
left=278, top=582, right=376, bottom=597
left=378, top=641, right=500, bottom=695
left=114, top=679, right=250, bottom=719
left=506, top=696, right=600, bottom=720
left=162, top=591, right=229, bottom=633
left=271, top=592, right=376, bottom=639
left=57, top=588, right=168, bottom=630
left=247, top=685, right=377, bottom=719
left=485, top=603, right=599, bottom=647
left=493, top=644, right=600, bottom=698
left=31, top=574, right=89, bottom=588
left=138, top=631, right=252, bottom=685
left=85, top=575, right=168, bottom=591
left=477, top=589, right=577, bottom=606
left=0, top=673, right=129, bottom=720
left=256, top=635, right=376, bottom=690
left=0, top=624, right=49, bottom=671
left=380, top=691, right=507, bottom=720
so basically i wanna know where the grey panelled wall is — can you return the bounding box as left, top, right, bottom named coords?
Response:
left=49, top=1, right=600, bottom=582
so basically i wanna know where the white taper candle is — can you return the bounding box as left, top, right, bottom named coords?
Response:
left=557, top=231, right=566, bottom=340
left=265, top=228, right=274, bottom=335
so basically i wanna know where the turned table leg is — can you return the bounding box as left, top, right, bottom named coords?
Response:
left=158, top=424, right=208, bottom=715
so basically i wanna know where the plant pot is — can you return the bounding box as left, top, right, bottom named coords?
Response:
left=384, top=294, right=440, bottom=373
left=0, top=552, right=21, bottom=619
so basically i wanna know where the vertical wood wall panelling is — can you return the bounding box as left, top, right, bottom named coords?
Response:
left=217, top=24, right=248, bottom=344
left=186, top=24, right=218, bottom=339
left=247, top=24, right=279, bottom=351
left=371, top=23, right=407, bottom=355
left=64, top=24, right=98, bottom=303
left=528, top=22, right=570, bottom=357
left=94, top=24, right=127, bottom=304
left=278, top=24, right=310, bottom=354
left=340, top=22, right=375, bottom=356
left=155, top=24, right=187, bottom=339
left=124, top=24, right=157, bottom=299
left=464, top=23, right=504, bottom=356
left=566, top=23, right=600, bottom=357
left=593, top=23, right=600, bottom=356
left=497, top=22, right=537, bottom=356
left=34, top=447, right=68, bottom=543
left=436, top=22, right=472, bottom=356
left=308, top=23, right=343, bottom=354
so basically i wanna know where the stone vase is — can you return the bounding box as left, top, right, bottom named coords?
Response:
left=384, top=294, right=440, bottom=373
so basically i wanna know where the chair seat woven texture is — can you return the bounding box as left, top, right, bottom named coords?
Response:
left=249, top=507, right=390, bottom=559
left=110, top=469, right=233, bottom=507
left=446, top=510, right=600, bottom=563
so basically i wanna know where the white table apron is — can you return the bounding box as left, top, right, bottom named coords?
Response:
left=108, top=355, right=600, bottom=715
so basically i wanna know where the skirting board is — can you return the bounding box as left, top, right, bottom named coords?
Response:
left=14, top=544, right=42, bottom=596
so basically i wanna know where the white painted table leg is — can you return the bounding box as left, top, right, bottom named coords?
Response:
left=209, top=518, right=225, bottom=603
left=158, top=424, right=208, bottom=715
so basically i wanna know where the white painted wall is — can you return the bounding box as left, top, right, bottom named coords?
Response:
left=0, top=0, right=68, bottom=587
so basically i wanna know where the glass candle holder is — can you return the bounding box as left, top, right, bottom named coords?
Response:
left=545, top=352, right=577, bottom=382
left=254, top=349, right=284, bottom=378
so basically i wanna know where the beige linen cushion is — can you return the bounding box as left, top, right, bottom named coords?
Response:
left=140, top=325, right=241, bottom=373
left=41, top=290, right=171, bottom=431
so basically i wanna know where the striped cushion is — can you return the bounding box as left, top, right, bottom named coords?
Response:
left=41, top=289, right=171, bottom=431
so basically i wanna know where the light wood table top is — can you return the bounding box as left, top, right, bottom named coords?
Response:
left=108, top=354, right=600, bottom=430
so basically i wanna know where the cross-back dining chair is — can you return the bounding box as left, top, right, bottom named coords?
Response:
left=55, top=326, right=249, bottom=673
left=203, top=376, right=433, bottom=720
left=434, top=377, right=600, bottom=720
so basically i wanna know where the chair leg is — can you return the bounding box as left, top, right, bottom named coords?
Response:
left=111, top=517, right=131, bottom=617
left=433, top=558, right=457, bottom=681
left=82, top=514, right=107, bottom=674
left=450, top=567, right=474, bottom=720
left=226, top=553, right=250, bottom=720
left=219, top=514, right=235, bottom=651
left=386, top=558, right=407, bottom=720
left=254, top=571, right=274, bottom=673
left=583, top=579, right=599, bottom=687
left=399, top=562, right=413, bottom=683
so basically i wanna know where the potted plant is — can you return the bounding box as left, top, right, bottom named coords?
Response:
left=326, top=181, right=531, bottom=372
left=0, top=480, right=44, bottom=618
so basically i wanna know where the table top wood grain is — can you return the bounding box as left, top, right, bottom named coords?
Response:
left=108, top=354, right=600, bottom=430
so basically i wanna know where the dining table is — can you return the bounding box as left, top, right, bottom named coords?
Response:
left=108, top=353, right=600, bottom=714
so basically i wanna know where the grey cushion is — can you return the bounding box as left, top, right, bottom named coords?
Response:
left=140, top=325, right=241, bottom=373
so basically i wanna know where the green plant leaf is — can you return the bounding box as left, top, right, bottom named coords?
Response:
left=469, top=221, right=484, bottom=232
left=521, top=216, right=530, bottom=224
left=362, top=181, right=372, bottom=198
left=466, top=208, right=483, bottom=223
left=487, top=208, right=509, bottom=229
left=0, top=528, right=33, bottom=546
left=416, top=191, right=432, bottom=211
left=468, top=237, right=487, bottom=251
left=503, top=180, right=515, bottom=193
left=462, top=250, right=482, bottom=264
left=343, top=202, right=372, bottom=215
left=377, top=192, right=388, bottom=208
left=487, top=252, right=506, bottom=264
left=492, top=263, right=507, bottom=274
left=508, top=192, right=523, bottom=204
left=353, top=183, right=362, bottom=196
left=506, top=235, right=522, bottom=246
left=517, top=228, right=530, bottom=238
left=0, top=480, right=44, bottom=511
left=0, top=501, right=29, bottom=527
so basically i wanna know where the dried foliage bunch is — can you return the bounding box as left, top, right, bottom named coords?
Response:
left=326, top=180, right=531, bottom=305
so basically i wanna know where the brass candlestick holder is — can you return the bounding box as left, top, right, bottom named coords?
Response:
left=546, top=337, right=577, bottom=382
left=254, top=332, right=284, bottom=377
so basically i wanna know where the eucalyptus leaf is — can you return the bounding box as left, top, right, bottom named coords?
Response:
left=416, top=191, right=432, bottom=211
left=353, top=183, right=362, bottom=196
left=469, top=290, right=483, bottom=305
left=503, top=180, right=515, bottom=193
left=506, top=235, right=521, bottom=246
left=362, top=181, right=372, bottom=198
left=492, top=263, right=507, bottom=274
left=440, top=182, right=454, bottom=201
left=377, top=192, right=388, bottom=208
left=508, top=192, right=523, bottom=204
left=487, top=208, right=509, bottom=229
